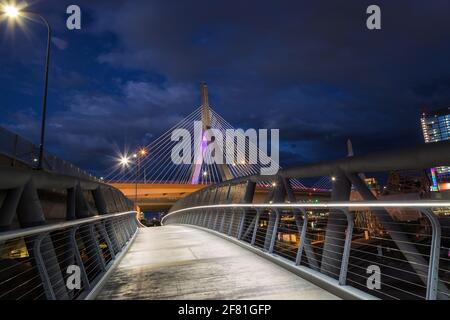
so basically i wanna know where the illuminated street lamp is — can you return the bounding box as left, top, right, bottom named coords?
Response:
left=4, top=5, right=18, bottom=17
left=119, top=156, right=130, bottom=167
left=2, top=4, right=52, bottom=170
left=134, top=147, right=148, bottom=209
left=139, top=148, right=147, bottom=156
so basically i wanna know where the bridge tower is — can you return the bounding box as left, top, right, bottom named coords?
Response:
left=190, top=83, right=233, bottom=184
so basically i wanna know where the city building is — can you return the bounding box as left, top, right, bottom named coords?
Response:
left=420, top=107, right=450, bottom=190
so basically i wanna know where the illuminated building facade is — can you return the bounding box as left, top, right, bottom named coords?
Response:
left=421, top=107, right=450, bottom=190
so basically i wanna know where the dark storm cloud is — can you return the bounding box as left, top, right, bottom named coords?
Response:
left=5, top=80, right=197, bottom=171
left=86, top=1, right=450, bottom=147
left=2, top=0, right=450, bottom=173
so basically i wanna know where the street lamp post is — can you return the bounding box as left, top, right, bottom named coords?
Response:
left=36, top=13, right=51, bottom=170
left=3, top=6, right=52, bottom=170
left=134, top=148, right=147, bottom=212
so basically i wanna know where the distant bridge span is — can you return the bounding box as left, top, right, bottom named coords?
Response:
left=111, top=183, right=330, bottom=211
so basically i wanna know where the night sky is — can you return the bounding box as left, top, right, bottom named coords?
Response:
left=2, top=0, right=450, bottom=176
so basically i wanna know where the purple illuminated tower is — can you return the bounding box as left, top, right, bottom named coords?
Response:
left=190, top=83, right=233, bottom=184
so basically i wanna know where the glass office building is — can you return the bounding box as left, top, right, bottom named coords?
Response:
left=421, top=107, right=450, bottom=183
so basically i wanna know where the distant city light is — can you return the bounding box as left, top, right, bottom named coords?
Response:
left=331, top=176, right=336, bottom=182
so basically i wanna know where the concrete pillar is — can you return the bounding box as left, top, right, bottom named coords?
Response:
left=17, top=180, right=46, bottom=228
left=66, top=187, right=76, bottom=220
left=75, top=184, right=91, bottom=218
left=0, top=186, right=23, bottom=231
left=93, top=187, right=108, bottom=214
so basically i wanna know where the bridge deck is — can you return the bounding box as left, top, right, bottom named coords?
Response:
left=96, top=225, right=339, bottom=300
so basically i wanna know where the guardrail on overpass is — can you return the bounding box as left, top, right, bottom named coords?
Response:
left=0, top=126, right=99, bottom=181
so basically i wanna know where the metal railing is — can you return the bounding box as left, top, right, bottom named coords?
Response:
left=162, top=202, right=450, bottom=300
left=0, top=211, right=138, bottom=300
left=0, top=126, right=99, bottom=181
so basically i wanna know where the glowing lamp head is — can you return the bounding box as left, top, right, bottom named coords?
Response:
left=119, top=156, right=130, bottom=167
left=139, top=148, right=147, bottom=156
left=4, top=5, right=19, bottom=17
left=203, top=171, right=208, bottom=176
left=331, top=176, right=336, bottom=182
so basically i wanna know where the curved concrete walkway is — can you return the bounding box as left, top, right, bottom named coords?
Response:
left=96, top=225, right=339, bottom=300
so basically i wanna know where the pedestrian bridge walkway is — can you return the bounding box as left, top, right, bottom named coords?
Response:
left=95, top=225, right=339, bottom=300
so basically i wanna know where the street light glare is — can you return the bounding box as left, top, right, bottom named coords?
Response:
left=4, top=5, right=19, bottom=17
left=119, top=156, right=130, bottom=167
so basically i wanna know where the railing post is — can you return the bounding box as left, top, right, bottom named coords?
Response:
left=33, top=234, right=56, bottom=300
left=251, top=209, right=261, bottom=246
left=70, top=227, right=90, bottom=291
left=237, top=208, right=246, bottom=240
left=213, top=209, right=220, bottom=230
left=219, top=209, right=226, bottom=233
left=99, top=222, right=116, bottom=260
left=90, top=225, right=106, bottom=271
left=104, top=220, right=119, bottom=254
left=228, top=209, right=235, bottom=236
left=269, top=209, right=280, bottom=254
left=295, top=209, right=308, bottom=266
left=195, top=210, right=202, bottom=225
left=208, top=208, right=215, bottom=229
left=421, top=209, right=441, bottom=300
left=338, top=209, right=354, bottom=286
left=202, top=209, right=208, bottom=227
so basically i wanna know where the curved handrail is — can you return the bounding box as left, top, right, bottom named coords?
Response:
left=162, top=201, right=450, bottom=300
left=0, top=211, right=137, bottom=242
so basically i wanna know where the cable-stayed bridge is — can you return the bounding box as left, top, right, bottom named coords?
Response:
left=1, top=84, right=450, bottom=300
left=104, top=83, right=330, bottom=211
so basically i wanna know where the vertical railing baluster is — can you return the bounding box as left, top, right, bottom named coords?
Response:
left=338, top=209, right=354, bottom=286
left=251, top=209, right=261, bottom=246
left=33, top=234, right=56, bottom=300
left=295, top=209, right=308, bottom=266
left=90, top=224, right=106, bottom=271
left=70, top=227, right=90, bottom=291
left=228, top=209, right=235, bottom=236
left=268, top=209, right=280, bottom=254
left=219, top=209, right=226, bottom=233
left=421, top=209, right=441, bottom=300
left=237, top=208, right=246, bottom=240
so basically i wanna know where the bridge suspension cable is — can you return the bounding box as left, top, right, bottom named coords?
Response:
left=102, top=104, right=309, bottom=188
